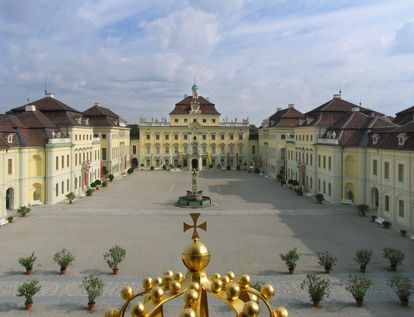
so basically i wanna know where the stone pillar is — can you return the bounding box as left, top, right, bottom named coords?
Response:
left=19, top=149, right=29, bottom=207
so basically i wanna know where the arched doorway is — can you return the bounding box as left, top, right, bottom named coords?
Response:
left=6, top=188, right=14, bottom=210
left=191, top=159, right=198, bottom=170
left=132, top=158, right=138, bottom=168
left=344, top=183, right=355, bottom=202
left=32, top=183, right=42, bottom=202
left=371, top=187, right=379, bottom=210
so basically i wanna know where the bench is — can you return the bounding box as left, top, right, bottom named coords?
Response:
left=341, top=199, right=353, bottom=205
left=375, top=217, right=385, bottom=225
left=0, top=218, right=8, bottom=226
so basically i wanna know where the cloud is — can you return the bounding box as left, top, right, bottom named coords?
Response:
left=392, top=20, right=414, bottom=54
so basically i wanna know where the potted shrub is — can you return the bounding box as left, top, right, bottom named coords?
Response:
left=383, top=248, right=405, bottom=271
left=95, top=179, right=102, bottom=186
left=140, top=163, right=144, bottom=171
left=209, top=164, right=213, bottom=169
left=300, top=273, right=330, bottom=308
left=254, top=167, right=260, bottom=174
left=17, top=279, right=41, bottom=311
left=86, top=188, right=93, bottom=196
left=66, top=192, right=76, bottom=204
left=7, top=216, right=14, bottom=223
left=370, top=215, right=377, bottom=223
left=345, top=274, right=373, bottom=307
left=102, top=180, right=108, bottom=188
left=280, top=180, right=286, bottom=186
left=226, top=165, right=231, bottom=170
left=108, top=174, right=114, bottom=181
left=90, top=182, right=97, bottom=190
left=17, top=206, right=31, bottom=217
left=53, top=248, right=75, bottom=275
left=177, top=165, right=182, bottom=169
left=354, top=249, right=373, bottom=272
left=356, top=204, right=369, bottom=217
left=314, top=193, right=324, bottom=204
left=18, top=251, right=37, bottom=275
left=388, top=276, right=413, bottom=306
left=236, top=165, right=240, bottom=170
left=287, top=179, right=293, bottom=188
left=82, top=275, right=105, bottom=311
left=400, top=229, right=407, bottom=237
left=292, top=180, right=299, bottom=188
left=383, top=221, right=391, bottom=229
left=280, top=248, right=300, bottom=274
left=150, top=166, right=154, bottom=171
left=317, top=251, right=337, bottom=273
left=128, top=167, right=135, bottom=173
left=104, top=245, right=126, bottom=275
left=295, top=188, right=303, bottom=196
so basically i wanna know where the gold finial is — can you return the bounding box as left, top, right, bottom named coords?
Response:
left=183, top=213, right=207, bottom=239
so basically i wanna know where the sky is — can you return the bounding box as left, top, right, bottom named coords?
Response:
left=0, top=0, right=413, bottom=125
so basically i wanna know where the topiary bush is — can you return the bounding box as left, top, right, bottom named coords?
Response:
left=127, top=167, right=134, bottom=174
left=108, top=174, right=114, bottom=181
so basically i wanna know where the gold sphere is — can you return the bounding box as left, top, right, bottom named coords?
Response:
left=182, top=240, right=210, bottom=271
left=211, top=279, right=223, bottom=293
left=226, top=283, right=240, bottom=301
left=211, top=272, right=221, bottom=280
left=242, top=301, right=260, bottom=317
left=169, top=280, right=181, bottom=294
left=104, top=308, right=119, bottom=317
left=273, top=307, right=289, bottom=317
left=142, top=277, right=153, bottom=290
left=164, top=270, right=174, bottom=277
left=250, top=294, right=258, bottom=302
left=163, top=275, right=172, bottom=288
left=184, top=289, right=199, bottom=307
left=173, top=272, right=184, bottom=282
left=226, top=271, right=236, bottom=281
left=221, top=275, right=231, bottom=289
left=154, top=276, right=163, bottom=285
left=238, top=274, right=251, bottom=289
left=121, top=286, right=134, bottom=301
left=150, top=286, right=164, bottom=303
left=260, top=284, right=275, bottom=300
left=130, top=302, right=146, bottom=317
left=190, top=282, right=201, bottom=292
left=179, top=308, right=196, bottom=317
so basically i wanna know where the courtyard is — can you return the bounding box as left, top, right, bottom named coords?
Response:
left=0, top=170, right=413, bottom=316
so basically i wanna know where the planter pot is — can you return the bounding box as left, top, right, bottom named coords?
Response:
left=69, top=200, right=73, bottom=204
left=359, top=266, right=366, bottom=273
left=324, top=267, right=331, bottom=274
left=26, top=268, right=33, bottom=275
left=60, top=268, right=67, bottom=275
left=112, top=268, right=119, bottom=275
left=356, top=299, right=364, bottom=307
left=400, top=298, right=409, bottom=307
left=25, top=303, right=33, bottom=311
left=370, top=216, right=377, bottom=223
left=288, top=268, right=294, bottom=274
left=87, top=302, right=96, bottom=311
left=312, top=300, right=321, bottom=308
left=400, top=230, right=407, bottom=237
left=390, top=264, right=397, bottom=272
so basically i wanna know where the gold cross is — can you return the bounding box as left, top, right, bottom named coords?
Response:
left=183, top=213, right=207, bottom=239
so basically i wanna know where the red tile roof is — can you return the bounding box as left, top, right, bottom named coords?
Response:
left=268, top=107, right=303, bottom=127
left=170, top=96, right=220, bottom=115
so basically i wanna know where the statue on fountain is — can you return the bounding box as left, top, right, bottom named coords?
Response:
left=177, top=170, right=211, bottom=207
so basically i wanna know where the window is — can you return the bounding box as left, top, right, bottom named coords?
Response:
left=61, top=181, right=64, bottom=194
left=102, top=148, right=107, bottom=160
left=211, top=134, right=216, bottom=140
left=67, top=179, right=69, bottom=192
left=75, top=134, right=78, bottom=141
left=318, top=155, right=321, bottom=167
left=373, top=159, right=377, bottom=175
left=328, top=183, right=331, bottom=196
left=75, top=154, right=78, bottom=166
left=398, top=164, right=404, bottom=182
left=239, top=134, right=243, bottom=140
left=203, top=118, right=206, bottom=123
left=212, top=119, right=216, bottom=123
left=184, top=134, right=188, bottom=140
left=165, top=134, right=169, bottom=140
left=56, top=156, right=59, bottom=170
left=156, top=134, right=160, bottom=140
left=133, top=145, right=137, bottom=155
left=67, top=155, right=69, bottom=167
left=193, top=119, right=197, bottom=123
left=328, top=157, right=331, bottom=170
left=146, top=134, right=150, bottom=140
left=323, top=181, right=326, bottom=194
left=56, top=183, right=59, bottom=197
left=202, top=134, right=206, bottom=140
left=175, top=118, right=178, bottom=123
left=221, top=134, right=225, bottom=140
left=165, top=145, right=170, bottom=154
left=398, top=200, right=404, bottom=218
left=310, top=154, right=313, bottom=166
left=252, top=145, right=256, bottom=155
left=230, top=134, right=234, bottom=141
left=323, top=156, right=326, bottom=169
left=281, top=134, right=286, bottom=140
left=318, top=179, right=321, bottom=191
left=184, top=119, right=188, bottom=123
left=384, top=162, right=389, bottom=179
left=102, top=134, right=106, bottom=139
left=8, top=159, right=12, bottom=174
left=384, top=195, right=389, bottom=211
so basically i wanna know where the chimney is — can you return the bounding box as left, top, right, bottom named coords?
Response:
left=94, top=102, right=100, bottom=107
left=333, top=93, right=341, bottom=99
left=276, top=107, right=282, bottom=112
left=288, top=104, right=294, bottom=109
left=25, top=105, right=36, bottom=112
left=352, top=106, right=360, bottom=112
left=45, top=91, right=54, bottom=98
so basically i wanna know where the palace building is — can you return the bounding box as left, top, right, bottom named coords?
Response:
left=259, top=94, right=414, bottom=231
left=138, top=83, right=250, bottom=171
left=0, top=92, right=130, bottom=218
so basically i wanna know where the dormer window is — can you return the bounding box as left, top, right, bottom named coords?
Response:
left=7, top=134, right=13, bottom=143
left=398, top=133, right=408, bottom=146
left=372, top=134, right=379, bottom=145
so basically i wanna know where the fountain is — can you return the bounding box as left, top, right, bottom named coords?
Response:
left=177, top=171, right=212, bottom=207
